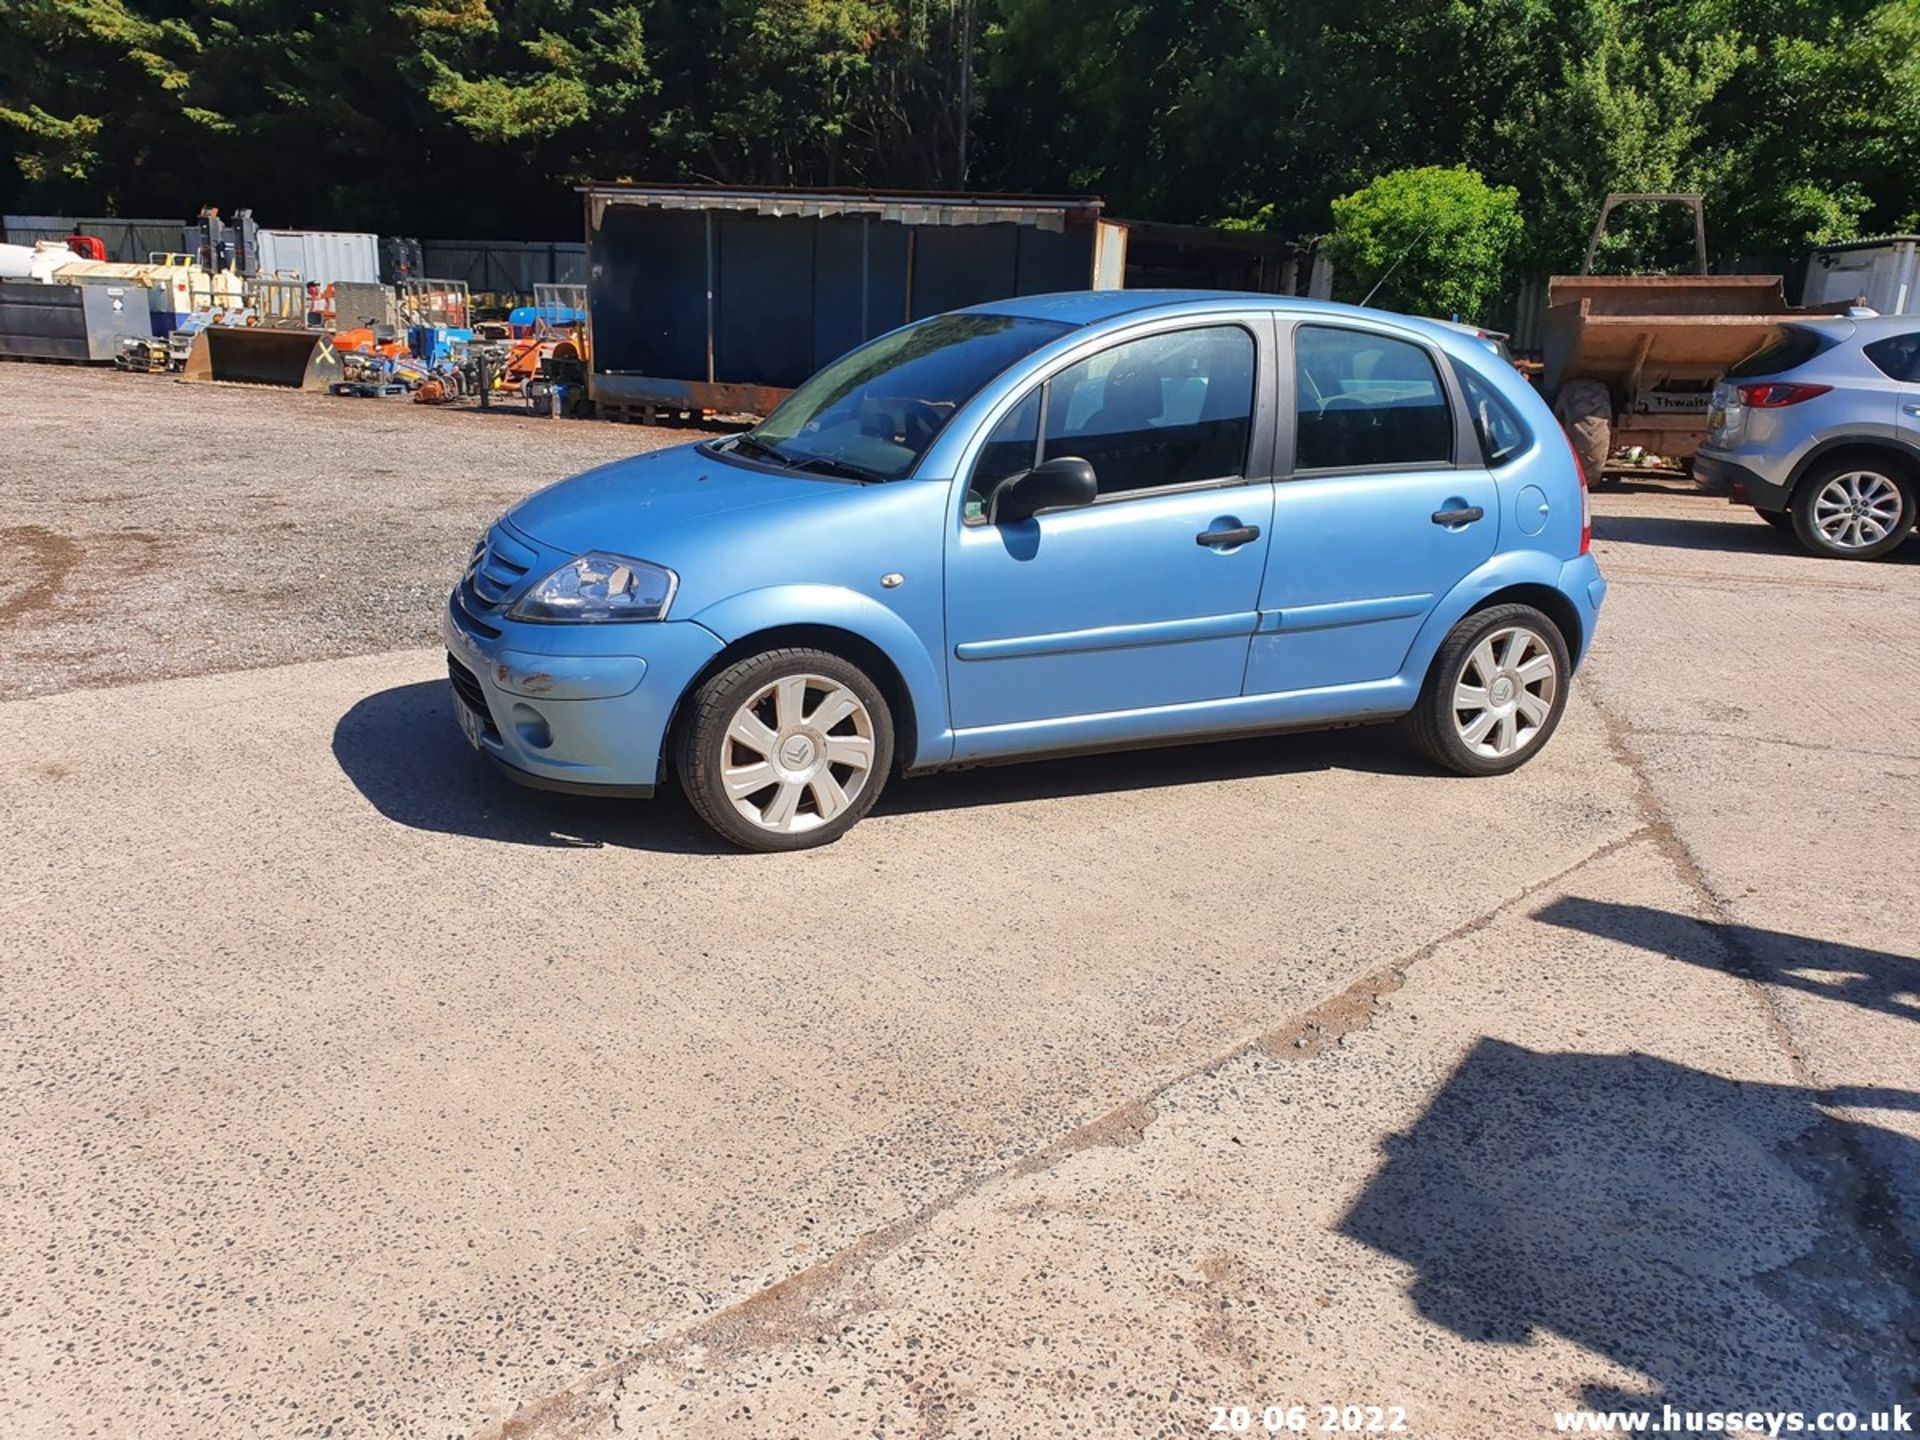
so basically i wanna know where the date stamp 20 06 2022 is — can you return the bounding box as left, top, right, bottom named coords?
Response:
left=1208, top=1404, right=1410, bottom=1435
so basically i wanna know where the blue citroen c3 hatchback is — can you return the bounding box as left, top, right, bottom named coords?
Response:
left=445, top=292, right=1606, bottom=851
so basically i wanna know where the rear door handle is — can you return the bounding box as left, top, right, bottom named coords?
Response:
left=1196, top=524, right=1261, bottom=548
left=1431, top=506, right=1485, bottom=527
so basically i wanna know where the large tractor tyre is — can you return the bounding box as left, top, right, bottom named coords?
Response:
left=1554, top=380, right=1614, bottom=489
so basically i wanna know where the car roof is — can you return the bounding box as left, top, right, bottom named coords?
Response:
left=963, top=289, right=1475, bottom=345
left=1784, top=312, right=1920, bottom=340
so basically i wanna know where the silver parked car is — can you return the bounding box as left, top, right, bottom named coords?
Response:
left=1696, top=316, right=1920, bottom=559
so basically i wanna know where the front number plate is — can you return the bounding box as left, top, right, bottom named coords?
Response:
left=455, top=699, right=484, bottom=751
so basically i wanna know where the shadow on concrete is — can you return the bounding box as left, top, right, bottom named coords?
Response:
left=332, top=681, right=1432, bottom=846
left=1339, top=1038, right=1920, bottom=1419
left=881, top=722, right=1431, bottom=816
left=1591, top=510, right=1920, bottom=564
left=1537, top=897, right=1920, bottom=1025
left=331, top=679, right=730, bottom=854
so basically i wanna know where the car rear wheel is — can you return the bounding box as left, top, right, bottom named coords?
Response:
left=677, top=648, right=894, bottom=852
left=1402, top=604, right=1571, bottom=777
left=1790, top=461, right=1916, bottom=560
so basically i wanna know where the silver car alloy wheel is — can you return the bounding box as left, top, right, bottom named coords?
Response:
left=721, top=673, right=877, bottom=834
left=1452, top=626, right=1558, bottom=760
left=1813, top=471, right=1903, bottom=551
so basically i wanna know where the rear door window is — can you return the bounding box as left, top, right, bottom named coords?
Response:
left=1294, top=325, right=1453, bottom=471
left=1863, top=332, right=1920, bottom=383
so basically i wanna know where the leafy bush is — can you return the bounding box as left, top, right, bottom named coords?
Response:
left=1325, top=166, right=1524, bottom=321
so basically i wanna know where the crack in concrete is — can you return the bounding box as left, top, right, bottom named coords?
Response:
left=1624, top=725, right=1920, bottom=764
left=479, top=667, right=1920, bottom=1440
left=1580, top=667, right=1920, bottom=1384
left=471, top=819, right=1655, bottom=1439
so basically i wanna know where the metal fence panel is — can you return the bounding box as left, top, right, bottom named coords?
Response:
left=4, top=215, right=184, bottom=264
left=419, top=240, right=586, bottom=296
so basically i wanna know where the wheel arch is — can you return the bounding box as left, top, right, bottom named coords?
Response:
left=1466, top=583, right=1583, bottom=664
left=666, top=622, right=923, bottom=780
left=1404, top=551, right=1592, bottom=694
left=1785, top=436, right=1920, bottom=502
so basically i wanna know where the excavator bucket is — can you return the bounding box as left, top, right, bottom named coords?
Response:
left=180, top=327, right=343, bottom=390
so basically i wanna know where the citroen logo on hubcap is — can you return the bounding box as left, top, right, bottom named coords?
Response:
left=781, top=735, right=817, bottom=769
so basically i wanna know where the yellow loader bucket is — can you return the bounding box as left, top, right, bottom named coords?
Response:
left=181, top=327, right=343, bottom=390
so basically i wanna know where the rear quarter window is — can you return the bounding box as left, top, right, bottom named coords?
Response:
left=1726, top=327, right=1836, bottom=379
left=1454, top=362, right=1531, bottom=467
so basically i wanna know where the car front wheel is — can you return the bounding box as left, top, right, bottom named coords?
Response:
left=1790, top=461, right=1916, bottom=560
left=676, top=647, right=894, bottom=852
left=1402, top=604, right=1572, bottom=777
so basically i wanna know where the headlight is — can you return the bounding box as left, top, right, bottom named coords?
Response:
left=508, top=553, right=677, bottom=623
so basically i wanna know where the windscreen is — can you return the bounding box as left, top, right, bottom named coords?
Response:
left=747, top=313, right=1073, bottom=480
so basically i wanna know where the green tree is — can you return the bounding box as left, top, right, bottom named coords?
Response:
left=1324, top=166, right=1524, bottom=319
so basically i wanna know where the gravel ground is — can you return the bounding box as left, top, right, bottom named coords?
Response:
left=0, top=363, right=685, bottom=698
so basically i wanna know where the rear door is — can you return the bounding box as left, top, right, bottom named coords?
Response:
left=1864, top=330, right=1920, bottom=442
left=1244, top=321, right=1497, bottom=694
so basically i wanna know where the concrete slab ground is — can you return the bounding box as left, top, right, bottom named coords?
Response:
left=0, top=361, right=1914, bottom=1440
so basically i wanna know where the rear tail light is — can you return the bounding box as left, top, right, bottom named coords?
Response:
left=1735, top=382, right=1832, bottom=408
left=1563, top=428, right=1592, bottom=555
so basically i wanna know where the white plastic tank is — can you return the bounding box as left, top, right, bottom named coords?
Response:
left=0, top=240, right=85, bottom=282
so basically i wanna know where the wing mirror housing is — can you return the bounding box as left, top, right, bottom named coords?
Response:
left=991, top=456, right=1098, bottom=524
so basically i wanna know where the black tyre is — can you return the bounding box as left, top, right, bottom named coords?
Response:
left=1554, top=379, right=1612, bottom=489
left=1788, top=458, right=1917, bottom=560
left=676, top=647, right=895, bottom=852
left=1755, top=507, right=1794, bottom=532
left=1402, top=604, right=1573, bottom=777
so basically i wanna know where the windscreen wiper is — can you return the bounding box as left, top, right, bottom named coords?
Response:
left=785, top=454, right=886, bottom=483
left=730, top=433, right=792, bottom=466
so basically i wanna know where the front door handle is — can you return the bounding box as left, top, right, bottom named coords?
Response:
left=1431, top=505, right=1485, bottom=527
left=1196, top=524, right=1261, bottom=548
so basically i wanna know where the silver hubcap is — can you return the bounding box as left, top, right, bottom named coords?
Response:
left=1453, top=627, right=1558, bottom=760
left=722, top=674, right=876, bottom=834
left=1814, top=471, right=1902, bottom=550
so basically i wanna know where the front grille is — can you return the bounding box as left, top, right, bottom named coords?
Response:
left=466, top=525, right=540, bottom=607
left=459, top=523, right=544, bottom=635
left=451, top=585, right=502, bottom=639
left=447, top=655, right=492, bottom=721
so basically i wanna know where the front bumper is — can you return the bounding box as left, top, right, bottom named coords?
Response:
left=1693, top=450, right=1791, bottom=510
left=442, top=592, right=725, bottom=795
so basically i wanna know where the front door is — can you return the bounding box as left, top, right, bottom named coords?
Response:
left=1244, top=321, right=1498, bottom=694
left=946, top=320, right=1275, bottom=734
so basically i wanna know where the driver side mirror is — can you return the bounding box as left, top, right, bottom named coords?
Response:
left=991, top=456, right=1098, bottom=524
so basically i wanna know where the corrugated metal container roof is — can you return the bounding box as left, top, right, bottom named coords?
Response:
left=1811, top=235, right=1920, bottom=254
left=579, top=183, right=1104, bottom=234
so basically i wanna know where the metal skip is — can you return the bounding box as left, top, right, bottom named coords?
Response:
left=180, top=326, right=343, bottom=389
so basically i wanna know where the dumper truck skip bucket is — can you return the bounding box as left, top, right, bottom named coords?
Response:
left=180, top=326, right=343, bottom=389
